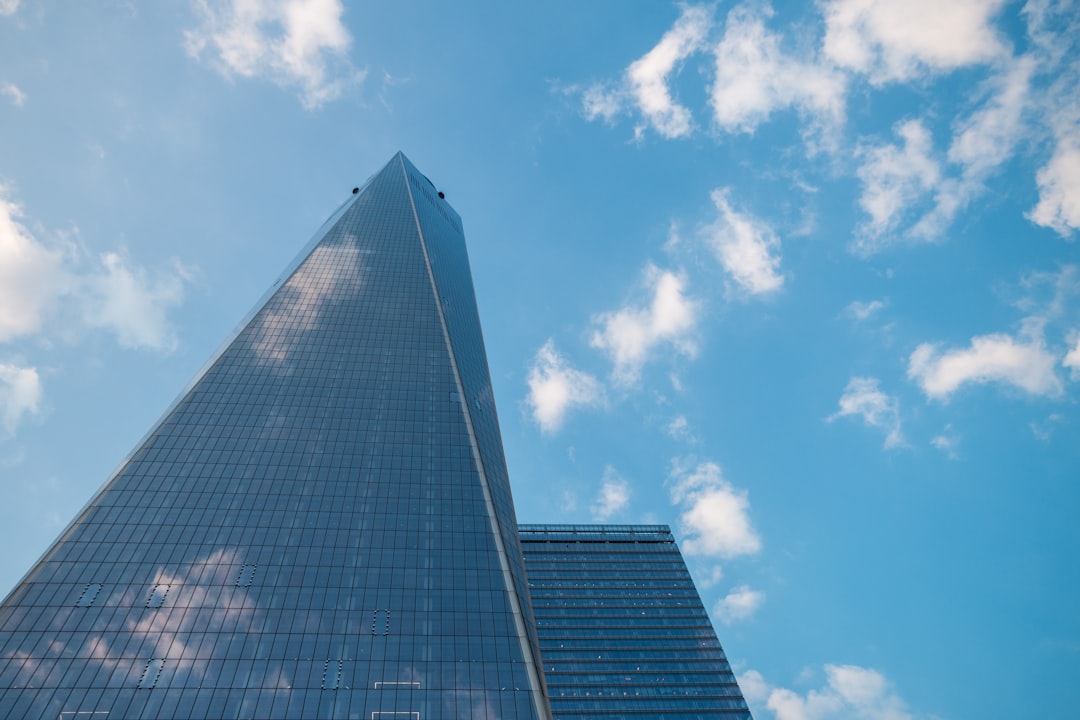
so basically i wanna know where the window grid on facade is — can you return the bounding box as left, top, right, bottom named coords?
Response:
left=521, top=524, right=752, bottom=719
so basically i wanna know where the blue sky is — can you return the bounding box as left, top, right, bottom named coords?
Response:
left=1, top=1, right=1078, bottom=717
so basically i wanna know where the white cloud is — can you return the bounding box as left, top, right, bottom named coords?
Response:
left=82, top=253, right=188, bottom=352
left=854, top=119, right=941, bottom=251
left=0, top=190, right=70, bottom=341
left=738, top=669, right=771, bottom=706
left=714, top=584, right=765, bottom=624
left=0, top=186, right=191, bottom=352
left=822, top=0, right=1010, bottom=84
left=705, top=189, right=784, bottom=295
left=592, top=465, right=630, bottom=521
left=710, top=5, right=845, bottom=144
left=581, top=82, right=623, bottom=123
left=0, top=0, right=19, bottom=16
left=0, top=362, right=41, bottom=434
left=829, top=377, right=903, bottom=448
left=526, top=339, right=603, bottom=433
left=1, top=83, right=26, bottom=107
left=668, top=460, right=761, bottom=558
left=908, top=323, right=1063, bottom=400
left=752, top=664, right=918, bottom=720
left=185, top=0, right=360, bottom=109
left=846, top=299, right=885, bottom=320
left=1065, top=334, right=1080, bottom=379
left=666, top=414, right=695, bottom=442
left=1028, top=128, right=1080, bottom=236
left=624, top=4, right=712, bottom=138
left=591, top=264, right=699, bottom=384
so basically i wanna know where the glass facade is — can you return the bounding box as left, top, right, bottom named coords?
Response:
left=0, top=154, right=548, bottom=720
left=520, top=525, right=753, bottom=719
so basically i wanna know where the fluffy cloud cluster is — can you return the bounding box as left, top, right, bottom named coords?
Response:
left=526, top=339, right=603, bottom=432
left=742, top=664, right=919, bottom=720
left=711, top=5, right=845, bottom=145
left=669, top=460, right=761, bottom=558
left=0, top=187, right=191, bottom=433
left=577, top=2, right=1080, bottom=245
left=185, top=0, right=360, bottom=109
left=591, top=264, right=699, bottom=384
left=821, top=0, right=1009, bottom=84
left=580, top=0, right=1011, bottom=144
left=0, top=191, right=190, bottom=352
left=829, top=376, right=903, bottom=448
left=0, top=0, right=19, bottom=16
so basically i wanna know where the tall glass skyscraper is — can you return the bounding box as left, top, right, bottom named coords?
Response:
left=521, top=525, right=752, bottom=719
left=0, top=154, right=752, bottom=720
left=0, top=154, right=548, bottom=720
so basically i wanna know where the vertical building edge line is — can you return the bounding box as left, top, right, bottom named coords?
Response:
left=399, top=154, right=553, bottom=720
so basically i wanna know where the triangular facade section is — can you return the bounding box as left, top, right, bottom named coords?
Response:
left=0, top=154, right=550, bottom=720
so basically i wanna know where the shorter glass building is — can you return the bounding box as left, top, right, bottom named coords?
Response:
left=520, top=525, right=752, bottom=719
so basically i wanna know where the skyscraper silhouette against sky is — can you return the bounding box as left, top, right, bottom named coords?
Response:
left=0, top=154, right=750, bottom=719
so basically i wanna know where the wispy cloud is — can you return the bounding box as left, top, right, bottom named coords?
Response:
left=0, top=0, right=19, bottom=17
left=744, top=664, right=920, bottom=720
left=914, top=55, right=1036, bottom=239
left=822, top=0, right=1010, bottom=84
left=82, top=253, right=190, bottom=352
left=0, top=362, right=41, bottom=434
left=578, top=4, right=712, bottom=139
left=710, top=4, right=845, bottom=147
left=625, top=4, right=712, bottom=138
left=714, top=584, right=765, bottom=624
left=592, top=465, right=630, bottom=521
left=854, top=119, right=941, bottom=252
left=666, top=414, right=696, bottom=443
left=185, top=0, right=362, bottom=109
left=931, top=425, right=960, bottom=459
left=668, top=459, right=761, bottom=559
left=1, top=82, right=26, bottom=107
left=526, top=339, right=603, bottom=433
left=845, top=299, right=885, bottom=320
left=1030, top=412, right=1064, bottom=443
left=704, top=189, right=785, bottom=295
left=829, top=377, right=903, bottom=448
left=591, top=264, right=700, bottom=384
left=908, top=320, right=1062, bottom=400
